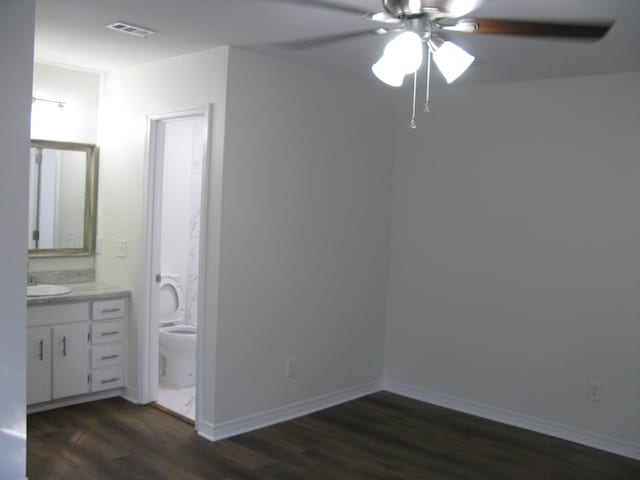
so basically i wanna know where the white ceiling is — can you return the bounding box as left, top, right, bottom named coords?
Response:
left=35, top=0, right=640, bottom=87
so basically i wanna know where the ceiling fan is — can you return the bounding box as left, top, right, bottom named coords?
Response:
left=274, top=0, right=614, bottom=127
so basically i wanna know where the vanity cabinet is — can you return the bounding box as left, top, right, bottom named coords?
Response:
left=89, top=298, right=126, bottom=392
left=53, top=323, right=90, bottom=399
left=28, top=324, right=89, bottom=404
left=26, top=327, right=52, bottom=404
left=27, top=295, right=128, bottom=409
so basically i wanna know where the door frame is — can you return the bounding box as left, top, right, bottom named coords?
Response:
left=140, top=106, right=212, bottom=431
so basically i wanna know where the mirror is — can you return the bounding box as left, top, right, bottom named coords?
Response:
left=28, top=139, right=98, bottom=257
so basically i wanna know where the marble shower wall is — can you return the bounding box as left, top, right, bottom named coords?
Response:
left=185, top=118, right=204, bottom=326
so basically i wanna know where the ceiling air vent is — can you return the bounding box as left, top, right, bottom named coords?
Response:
left=106, top=21, right=156, bottom=38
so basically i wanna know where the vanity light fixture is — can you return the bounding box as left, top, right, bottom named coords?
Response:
left=32, top=97, right=65, bottom=110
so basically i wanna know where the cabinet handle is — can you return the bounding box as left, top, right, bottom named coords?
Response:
left=100, top=354, right=119, bottom=360
left=100, top=377, right=119, bottom=384
left=100, top=331, right=120, bottom=336
left=38, top=339, right=43, bottom=361
left=101, top=308, right=121, bottom=313
left=62, top=336, right=67, bottom=356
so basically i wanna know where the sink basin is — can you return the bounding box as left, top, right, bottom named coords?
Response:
left=27, top=284, right=72, bottom=297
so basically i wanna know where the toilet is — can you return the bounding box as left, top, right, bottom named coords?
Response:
left=158, top=275, right=196, bottom=387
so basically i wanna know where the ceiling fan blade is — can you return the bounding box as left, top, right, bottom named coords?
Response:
left=266, top=0, right=373, bottom=17
left=454, top=18, right=614, bottom=40
left=275, top=29, right=379, bottom=50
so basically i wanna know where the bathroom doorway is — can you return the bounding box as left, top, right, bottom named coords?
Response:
left=141, top=107, right=211, bottom=427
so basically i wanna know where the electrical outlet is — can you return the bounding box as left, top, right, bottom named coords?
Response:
left=588, top=382, right=602, bottom=403
left=286, top=356, right=296, bottom=378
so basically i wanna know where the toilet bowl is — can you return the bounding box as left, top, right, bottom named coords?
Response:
left=158, top=275, right=196, bottom=387
left=159, top=324, right=196, bottom=387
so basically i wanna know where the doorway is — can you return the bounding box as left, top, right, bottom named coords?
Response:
left=141, top=107, right=211, bottom=427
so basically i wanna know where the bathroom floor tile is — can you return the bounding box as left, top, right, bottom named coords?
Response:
left=157, top=383, right=195, bottom=420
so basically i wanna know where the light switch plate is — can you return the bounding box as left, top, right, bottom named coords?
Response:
left=116, top=239, right=127, bottom=258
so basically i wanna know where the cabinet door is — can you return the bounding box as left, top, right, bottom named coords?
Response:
left=27, top=327, right=52, bottom=404
left=53, top=324, right=89, bottom=399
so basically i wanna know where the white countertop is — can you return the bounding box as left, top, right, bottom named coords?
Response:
left=27, top=282, right=131, bottom=306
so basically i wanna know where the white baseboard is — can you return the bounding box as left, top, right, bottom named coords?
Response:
left=197, top=418, right=215, bottom=441
left=382, top=378, right=640, bottom=461
left=198, top=380, right=381, bottom=442
left=27, top=389, right=122, bottom=414
left=121, top=386, right=139, bottom=404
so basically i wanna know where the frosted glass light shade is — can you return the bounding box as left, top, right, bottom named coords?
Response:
left=372, top=55, right=405, bottom=87
left=384, top=31, right=423, bottom=75
left=432, top=41, right=475, bottom=84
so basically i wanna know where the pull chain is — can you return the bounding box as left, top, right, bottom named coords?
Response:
left=410, top=71, right=417, bottom=129
left=424, top=48, right=432, bottom=112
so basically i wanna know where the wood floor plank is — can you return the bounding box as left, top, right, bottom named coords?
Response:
left=27, top=392, right=640, bottom=480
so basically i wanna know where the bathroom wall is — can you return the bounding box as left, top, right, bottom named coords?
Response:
left=159, top=117, right=204, bottom=325
left=29, top=62, right=101, bottom=275
left=0, top=1, right=34, bottom=477
left=187, top=118, right=204, bottom=326
left=97, top=46, right=395, bottom=431
left=32, top=62, right=100, bottom=144
left=96, top=47, right=229, bottom=420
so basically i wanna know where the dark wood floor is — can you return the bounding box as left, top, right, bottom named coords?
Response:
left=28, top=391, right=640, bottom=479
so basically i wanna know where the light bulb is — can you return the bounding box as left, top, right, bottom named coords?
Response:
left=432, top=41, right=475, bottom=84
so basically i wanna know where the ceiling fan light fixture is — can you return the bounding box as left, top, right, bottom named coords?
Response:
left=372, top=56, right=405, bottom=87
left=384, top=31, right=423, bottom=74
left=431, top=40, right=475, bottom=84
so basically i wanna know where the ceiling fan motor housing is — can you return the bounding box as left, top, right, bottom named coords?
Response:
left=383, top=0, right=436, bottom=18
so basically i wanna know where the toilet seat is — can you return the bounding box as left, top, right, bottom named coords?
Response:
left=159, top=275, right=185, bottom=326
left=160, top=325, right=196, bottom=335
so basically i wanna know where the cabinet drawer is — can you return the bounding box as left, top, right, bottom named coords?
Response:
left=92, top=299, right=127, bottom=320
left=91, top=343, right=124, bottom=368
left=91, top=321, right=124, bottom=344
left=91, top=366, right=124, bottom=392
left=28, top=302, right=90, bottom=327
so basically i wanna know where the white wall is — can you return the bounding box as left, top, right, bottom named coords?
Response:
left=0, top=1, right=34, bottom=478
left=97, top=47, right=229, bottom=423
left=29, top=63, right=100, bottom=273
left=384, top=72, right=640, bottom=447
left=214, top=48, right=394, bottom=423
left=32, top=63, right=100, bottom=144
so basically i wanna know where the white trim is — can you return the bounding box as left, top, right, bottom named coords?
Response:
left=194, top=104, right=213, bottom=434
left=140, top=107, right=212, bottom=432
left=382, top=378, right=640, bottom=461
left=198, top=380, right=382, bottom=442
left=196, top=418, right=216, bottom=441
left=121, top=386, right=139, bottom=404
left=27, top=389, right=123, bottom=414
